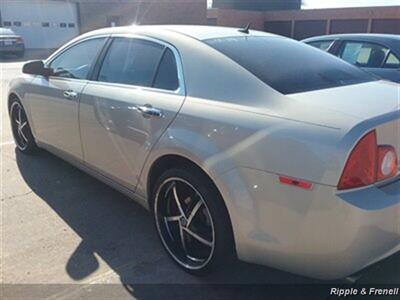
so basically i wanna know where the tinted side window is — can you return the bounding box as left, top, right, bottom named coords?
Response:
left=384, top=52, right=400, bottom=69
left=206, top=36, right=373, bottom=95
left=98, top=38, right=164, bottom=87
left=50, top=38, right=106, bottom=79
left=339, top=42, right=389, bottom=68
left=308, top=40, right=333, bottom=52
left=153, top=48, right=179, bottom=91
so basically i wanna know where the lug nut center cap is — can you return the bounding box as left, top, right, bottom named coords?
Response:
left=180, top=217, right=187, bottom=227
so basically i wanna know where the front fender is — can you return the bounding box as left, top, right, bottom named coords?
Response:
left=8, top=76, right=37, bottom=136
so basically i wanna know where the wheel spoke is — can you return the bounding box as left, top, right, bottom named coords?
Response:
left=172, top=185, right=186, bottom=218
left=186, top=200, right=203, bottom=228
left=18, top=107, right=22, bottom=125
left=164, top=215, right=181, bottom=222
left=20, top=121, right=27, bottom=130
left=179, top=225, right=189, bottom=255
left=18, top=129, right=28, bottom=143
left=183, top=227, right=213, bottom=247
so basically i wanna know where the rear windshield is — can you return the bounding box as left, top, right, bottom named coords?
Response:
left=205, top=36, right=374, bottom=94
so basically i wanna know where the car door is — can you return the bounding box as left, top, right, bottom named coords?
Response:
left=28, top=37, right=108, bottom=159
left=338, top=40, right=400, bottom=82
left=79, top=36, right=185, bottom=190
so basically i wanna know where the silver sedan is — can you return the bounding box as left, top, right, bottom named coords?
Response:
left=8, top=25, right=400, bottom=280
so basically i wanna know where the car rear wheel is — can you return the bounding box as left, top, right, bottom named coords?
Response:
left=9, top=98, right=37, bottom=154
left=152, top=167, right=235, bottom=274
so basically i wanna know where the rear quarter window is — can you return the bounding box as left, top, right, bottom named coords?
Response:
left=205, top=36, right=374, bottom=94
left=308, top=40, right=334, bottom=51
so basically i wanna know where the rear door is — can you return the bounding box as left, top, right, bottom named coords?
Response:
left=79, top=35, right=185, bottom=190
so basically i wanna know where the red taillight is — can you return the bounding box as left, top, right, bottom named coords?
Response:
left=338, top=130, right=398, bottom=190
left=338, top=131, right=377, bottom=190
left=377, top=146, right=397, bottom=181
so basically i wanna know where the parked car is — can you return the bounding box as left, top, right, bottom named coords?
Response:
left=8, top=26, right=399, bottom=280
left=0, top=27, right=25, bottom=58
left=303, top=34, right=400, bottom=83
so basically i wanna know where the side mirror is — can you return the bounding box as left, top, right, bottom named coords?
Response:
left=22, top=60, right=53, bottom=76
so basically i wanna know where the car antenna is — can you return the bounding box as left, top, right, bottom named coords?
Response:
left=238, top=23, right=251, bottom=34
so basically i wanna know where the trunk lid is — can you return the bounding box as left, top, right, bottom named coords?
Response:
left=288, top=80, right=399, bottom=121
left=288, top=80, right=400, bottom=174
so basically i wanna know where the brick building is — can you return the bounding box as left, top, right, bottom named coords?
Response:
left=208, top=5, right=400, bottom=39
left=212, top=0, right=301, bottom=11
left=76, top=0, right=207, bottom=33
left=0, top=0, right=207, bottom=48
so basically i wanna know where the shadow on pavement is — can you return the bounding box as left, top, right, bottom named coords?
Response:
left=14, top=149, right=399, bottom=299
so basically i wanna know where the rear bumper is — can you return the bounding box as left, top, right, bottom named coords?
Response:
left=217, top=168, right=400, bottom=280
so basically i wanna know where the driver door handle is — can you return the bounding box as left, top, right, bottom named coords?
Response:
left=63, top=90, right=78, bottom=100
left=137, top=105, right=164, bottom=118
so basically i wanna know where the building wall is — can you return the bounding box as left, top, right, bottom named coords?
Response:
left=209, top=6, right=400, bottom=39
left=77, top=0, right=207, bottom=33
left=0, top=0, right=79, bottom=48
left=213, top=0, right=300, bottom=11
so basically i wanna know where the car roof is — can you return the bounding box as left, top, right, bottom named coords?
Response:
left=86, top=25, right=275, bottom=41
left=303, top=33, right=400, bottom=45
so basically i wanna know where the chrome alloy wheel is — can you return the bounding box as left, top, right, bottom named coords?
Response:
left=10, top=101, right=29, bottom=151
left=154, top=177, right=216, bottom=270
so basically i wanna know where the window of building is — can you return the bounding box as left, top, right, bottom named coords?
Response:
left=13, top=21, right=22, bottom=27
left=3, top=21, right=12, bottom=27
left=60, top=23, right=67, bottom=28
left=68, top=23, right=75, bottom=28
left=153, top=48, right=179, bottom=91
left=42, top=22, right=50, bottom=27
left=339, top=41, right=390, bottom=68
left=98, top=38, right=165, bottom=87
left=264, top=21, right=292, bottom=38
left=50, top=38, right=106, bottom=79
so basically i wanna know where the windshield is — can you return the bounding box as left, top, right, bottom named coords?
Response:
left=205, top=36, right=375, bottom=94
left=0, top=28, right=15, bottom=35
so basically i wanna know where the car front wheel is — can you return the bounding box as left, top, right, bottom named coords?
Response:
left=9, top=98, right=37, bottom=154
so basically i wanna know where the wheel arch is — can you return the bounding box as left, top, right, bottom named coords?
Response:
left=147, top=154, right=215, bottom=205
left=8, top=92, right=21, bottom=113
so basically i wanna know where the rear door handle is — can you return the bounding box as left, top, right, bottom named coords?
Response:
left=63, top=90, right=78, bottom=99
left=137, top=105, right=164, bottom=118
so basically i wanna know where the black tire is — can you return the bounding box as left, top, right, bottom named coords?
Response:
left=151, top=167, right=236, bottom=275
left=9, top=97, right=38, bottom=154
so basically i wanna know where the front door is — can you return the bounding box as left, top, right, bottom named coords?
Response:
left=79, top=36, right=185, bottom=189
left=28, top=37, right=107, bottom=159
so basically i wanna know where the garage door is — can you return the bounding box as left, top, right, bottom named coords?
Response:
left=0, top=0, right=79, bottom=49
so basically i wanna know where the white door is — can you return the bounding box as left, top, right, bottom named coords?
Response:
left=0, top=0, right=79, bottom=49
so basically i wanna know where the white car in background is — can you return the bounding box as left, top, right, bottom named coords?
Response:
left=8, top=25, right=400, bottom=279
left=0, top=27, right=25, bottom=58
